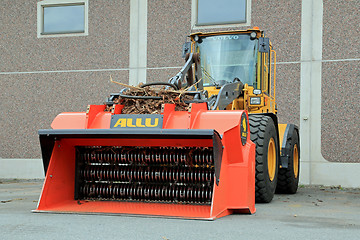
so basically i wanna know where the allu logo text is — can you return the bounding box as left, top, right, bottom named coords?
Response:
left=241, top=118, right=247, bottom=137
left=113, top=118, right=159, bottom=128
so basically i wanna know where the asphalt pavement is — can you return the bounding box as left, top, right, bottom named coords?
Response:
left=1, top=179, right=359, bottom=240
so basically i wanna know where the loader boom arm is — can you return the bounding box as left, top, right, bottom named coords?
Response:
left=168, top=53, right=202, bottom=90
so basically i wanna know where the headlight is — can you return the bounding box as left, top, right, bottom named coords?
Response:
left=250, top=97, right=261, bottom=105
left=250, top=31, right=257, bottom=40
left=194, top=35, right=202, bottom=43
left=253, top=89, right=262, bottom=95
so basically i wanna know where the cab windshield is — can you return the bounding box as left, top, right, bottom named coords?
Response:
left=196, top=34, right=258, bottom=86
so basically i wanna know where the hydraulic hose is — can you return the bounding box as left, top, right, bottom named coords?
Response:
left=140, top=82, right=179, bottom=90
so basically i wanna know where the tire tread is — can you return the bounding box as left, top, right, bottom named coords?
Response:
left=249, top=114, right=278, bottom=203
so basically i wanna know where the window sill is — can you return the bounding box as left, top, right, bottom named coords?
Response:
left=37, top=32, right=88, bottom=39
left=191, top=22, right=250, bottom=30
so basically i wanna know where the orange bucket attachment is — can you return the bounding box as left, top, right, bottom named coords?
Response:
left=35, top=103, right=255, bottom=220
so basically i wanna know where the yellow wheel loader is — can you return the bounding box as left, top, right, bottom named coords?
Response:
left=35, top=28, right=300, bottom=219
left=178, top=28, right=300, bottom=202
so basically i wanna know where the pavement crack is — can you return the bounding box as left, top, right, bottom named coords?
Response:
left=1, top=198, right=24, bottom=203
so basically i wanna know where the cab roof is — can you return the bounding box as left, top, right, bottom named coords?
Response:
left=190, top=28, right=263, bottom=39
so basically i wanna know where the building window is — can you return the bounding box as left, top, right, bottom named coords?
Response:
left=193, top=0, right=250, bottom=28
left=37, top=0, right=88, bottom=38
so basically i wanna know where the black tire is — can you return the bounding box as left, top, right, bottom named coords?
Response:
left=249, top=115, right=279, bottom=203
left=276, top=130, right=300, bottom=194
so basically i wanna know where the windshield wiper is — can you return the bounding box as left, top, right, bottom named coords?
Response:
left=201, top=67, right=219, bottom=87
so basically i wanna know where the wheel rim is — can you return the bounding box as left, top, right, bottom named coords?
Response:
left=293, top=144, right=299, bottom=178
left=267, top=138, right=276, bottom=181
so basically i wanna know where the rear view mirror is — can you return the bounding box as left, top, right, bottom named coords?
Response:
left=259, top=37, right=270, bottom=53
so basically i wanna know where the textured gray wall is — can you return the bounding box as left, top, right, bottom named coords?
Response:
left=321, top=0, right=360, bottom=162
left=0, top=0, right=130, bottom=158
left=147, top=0, right=192, bottom=68
left=0, top=71, right=128, bottom=158
left=321, top=61, right=359, bottom=163
left=1, top=0, right=130, bottom=71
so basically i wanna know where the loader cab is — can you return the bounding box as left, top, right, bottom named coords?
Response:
left=194, top=33, right=258, bottom=87
left=190, top=29, right=276, bottom=114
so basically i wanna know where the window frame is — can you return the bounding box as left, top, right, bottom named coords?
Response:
left=191, top=0, right=251, bottom=29
left=37, top=0, right=89, bottom=38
